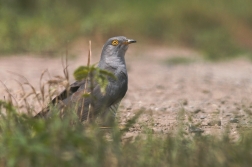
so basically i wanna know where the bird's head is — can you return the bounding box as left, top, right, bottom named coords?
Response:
left=100, top=36, right=136, bottom=65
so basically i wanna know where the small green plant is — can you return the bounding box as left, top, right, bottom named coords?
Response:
left=73, top=65, right=116, bottom=94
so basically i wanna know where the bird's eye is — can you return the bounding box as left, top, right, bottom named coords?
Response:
left=111, top=40, right=119, bottom=46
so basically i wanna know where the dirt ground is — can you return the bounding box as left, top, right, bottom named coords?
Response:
left=1, top=45, right=252, bottom=138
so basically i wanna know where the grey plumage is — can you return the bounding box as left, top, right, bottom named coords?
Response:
left=35, top=36, right=136, bottom=123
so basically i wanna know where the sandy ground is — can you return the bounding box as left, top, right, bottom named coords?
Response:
left=1, top=45, right=252, bottom=138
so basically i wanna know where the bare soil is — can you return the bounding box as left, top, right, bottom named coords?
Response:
left=1, top=46, right=252, bottom=138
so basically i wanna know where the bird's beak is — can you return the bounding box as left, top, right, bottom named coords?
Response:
left=123, top=39, right=137, bottom=45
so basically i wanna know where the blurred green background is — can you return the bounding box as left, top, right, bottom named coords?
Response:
left=1, top=0, right=252, bottom=60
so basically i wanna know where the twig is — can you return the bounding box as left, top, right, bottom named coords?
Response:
left=61, top=53, right=70, bottom=97
left=7, top=71, right=43, bottom=107
left=0, top=80, right=17, bottom=106
left=80, top=40, right=92, bottom=122
left=14, top=79, right=32, bottom=114
left=39, top=69, right=48, bottom=106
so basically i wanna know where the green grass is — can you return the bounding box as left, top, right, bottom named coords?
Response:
left=1, top=0, right=252, bottom=60
left=1, top=100, right=252, bottom=167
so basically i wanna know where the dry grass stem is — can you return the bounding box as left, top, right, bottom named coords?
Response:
left=81, top=40, right=92, bottom=122
left=0, top=80, right=15, bottom=106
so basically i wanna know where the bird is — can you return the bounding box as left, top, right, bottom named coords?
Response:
left=35, top=36, right=136, bottom=124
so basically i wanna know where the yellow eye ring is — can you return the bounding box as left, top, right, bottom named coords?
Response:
left=111, top=40, right=119, bottom=46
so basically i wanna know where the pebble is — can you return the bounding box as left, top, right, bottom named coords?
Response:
left=189, top=126, right=204, bottom=134
left=230, top=118, right=239, bottom=123
left=179, top=99, right=188, bottom=106
left=193, top=108, right=202, bottom=113
left=126, top=107, right=132, bottom=111
left=160, top=107, right=167, bottom=111
left=207, top=120, right=221, bottom=126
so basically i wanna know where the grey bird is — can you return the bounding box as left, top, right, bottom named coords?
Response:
left=35, top=36, right=136, bottom=124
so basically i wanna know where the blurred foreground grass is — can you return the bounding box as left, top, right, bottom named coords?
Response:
left=1, top=0, right=252, bottom=60
left=0, top=100, right=252, bottom=167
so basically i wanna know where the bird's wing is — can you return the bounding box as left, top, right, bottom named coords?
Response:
left=51, top=80, right=86, bottom=104
left=34, top=80, right=86, bottom=118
